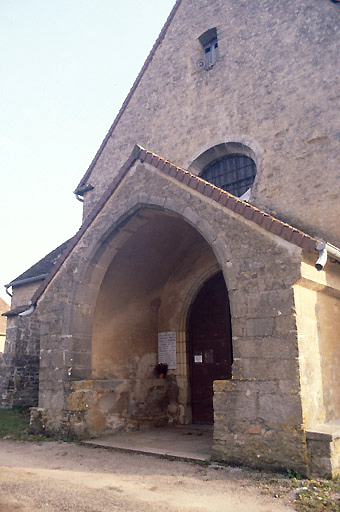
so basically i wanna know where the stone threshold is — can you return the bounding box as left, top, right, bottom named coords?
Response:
left=81, top=424, right=213, bottom=462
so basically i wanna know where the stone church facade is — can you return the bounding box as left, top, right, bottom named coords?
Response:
left=2, top=0, right=340, bottom=478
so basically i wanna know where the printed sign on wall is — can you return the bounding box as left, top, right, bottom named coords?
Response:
left=158, top=331, right=177, bottom=369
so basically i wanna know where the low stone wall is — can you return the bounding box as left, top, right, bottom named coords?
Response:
left=31, top=376, right=181, bottom=439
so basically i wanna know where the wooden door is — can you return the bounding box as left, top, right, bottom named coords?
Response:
left=188, top=272, right=232, bottom=424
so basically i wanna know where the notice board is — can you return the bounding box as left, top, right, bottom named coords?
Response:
left=158, top=331, right=177, bottom=369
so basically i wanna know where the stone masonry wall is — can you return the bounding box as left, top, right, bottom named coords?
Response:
left=0, top=314, right=40, bottom=409
left=82, top=0, right=340, bottom=247
left=35, top=160, right=309, bottom=472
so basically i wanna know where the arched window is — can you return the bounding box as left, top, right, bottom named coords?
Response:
left=201, top=154, right=257, bottom=199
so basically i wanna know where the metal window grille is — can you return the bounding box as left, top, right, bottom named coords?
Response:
left=201, top=154, right=257, bottom=197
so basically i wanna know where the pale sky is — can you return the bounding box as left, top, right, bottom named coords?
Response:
left=0, top=0, right=175, bottom=303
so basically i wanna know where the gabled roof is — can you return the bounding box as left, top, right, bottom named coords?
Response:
left=6, top=238, right=74, bottom=290
left=28, top=144, right=325, bottom=310
left=74, top=0, right=183, bottom=196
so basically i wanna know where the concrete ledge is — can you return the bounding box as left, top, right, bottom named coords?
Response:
left=306, top=424, right=340, bottom=478
left=306, top=424, right=340, bottom=442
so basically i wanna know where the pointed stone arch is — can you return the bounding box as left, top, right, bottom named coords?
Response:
left=84, top=206, right=227, bottom=432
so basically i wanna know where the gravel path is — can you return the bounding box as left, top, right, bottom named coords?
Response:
left=0, top=439, right=297, bottom=512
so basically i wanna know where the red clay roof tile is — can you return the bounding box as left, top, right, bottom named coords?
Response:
left=243, top=204, right=255, bottom=221
left=226, top=196, right=238, bottom=211
left=291, top=230, right=305, bottom=246
left=261, top=216, right=274, bottom=231
left=197, top=181, right=205, bottom=194
left=252, top=211, right=264, bottom=225
left=188, top=176, right=199, bottom=190
left=281, top=226, right=294, bottom=242
left=163, top=162, right=171, bottom=174
left=211, top=188, right=221, bottom=201
left=145, top=152, right=153, bottom=164
left=139, top=149, right=147, bottom=162
left=176, top=168, right=186, bottom=181
left=182, top=173, right=191, bottom=186
left=270, top=221, right=284, bottom=236
left=156, top=159, right=165, bottom=171
left=169, top=165, right=178, bottom=178
left=235, top=202, right=246, bottom=215
left=219, top=194, right=228, bottom=207
left=151, top=155, right=159, bottom=167
left=202, top=183, right=213, bottom=197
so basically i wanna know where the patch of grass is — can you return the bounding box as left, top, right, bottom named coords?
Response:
left=287, top=468, right=303, bottom=480
left=0, top=408, right=48, bottom=441
left=294, top=477, right=340, bottom=511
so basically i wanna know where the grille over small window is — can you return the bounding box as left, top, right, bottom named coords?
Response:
left=201, top=154, right=257, bottom=198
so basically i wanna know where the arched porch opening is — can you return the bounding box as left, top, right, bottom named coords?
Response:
left=90, top=207, right=230, bottom=433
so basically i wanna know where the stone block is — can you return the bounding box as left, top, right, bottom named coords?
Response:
left=275, top=314, right=297, bottom=335
left=229, top=291, right=247, bottom=318
left=233, top=336, right=298, bottom=360
left=233, top=356, right=299, bottom=381
left=63, top=350, right=91, bottom=368
left=67, top=368, right=91, bottom=380
left=66, top=390, right=93, bottom=412
left=258, top=393, right=302, bottom=427
left=213, top=379, right=232, bottom=392
left=68, top=336, right=92, bottom=353
left=68, top=379, right=94, bottom=391
left=68, top=306, right=95, bottom=337
left=232, top=319, right=246, bottom=337
left=93, top=379, right=125, bottom=391
left=214, top=388, right=257, bottom=422
left=247, top=289, right=294, bottom=317
left=246, top=318, right=275, bottom=337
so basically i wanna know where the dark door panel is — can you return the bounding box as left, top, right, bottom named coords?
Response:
left=189, top=272, right=232, bottom=424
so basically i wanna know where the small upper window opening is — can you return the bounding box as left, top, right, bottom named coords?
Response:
left=203, top=38, right=218, bottom=65
left=199, top=28, right=219, bottom=66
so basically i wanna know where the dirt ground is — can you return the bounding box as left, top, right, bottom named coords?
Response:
left=0, top=439, right=298, bottom=512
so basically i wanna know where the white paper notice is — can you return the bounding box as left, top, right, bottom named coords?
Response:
left=158, top=331, right=177, bottom=369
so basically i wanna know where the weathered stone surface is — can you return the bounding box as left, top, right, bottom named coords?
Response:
left=213, top=379, right=308, bottom=474
left=0, top=314, right=40, bottom=409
